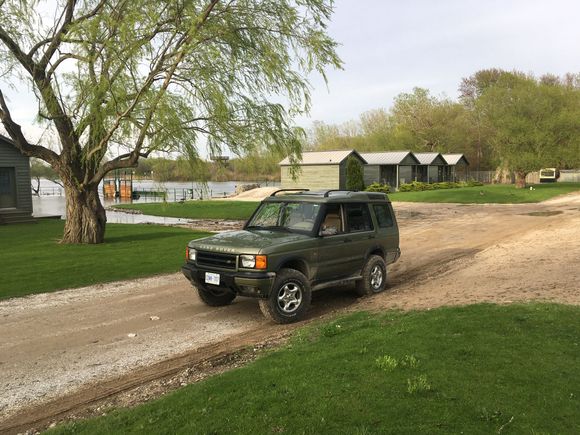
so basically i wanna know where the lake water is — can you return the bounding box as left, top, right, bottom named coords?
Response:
left=33, top=179, right=278, bottom=224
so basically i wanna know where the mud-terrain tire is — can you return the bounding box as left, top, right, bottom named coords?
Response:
left=197, top=286, right=236, bottom=306
left=259, top=269, right=311, bottom=324
left=355, top=255, right=387, bottom=296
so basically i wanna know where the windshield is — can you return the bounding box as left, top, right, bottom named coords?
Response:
left=246, top=201, right=321, bottom=233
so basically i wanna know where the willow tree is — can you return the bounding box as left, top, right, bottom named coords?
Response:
left=0, top=0, right=340, bottom=243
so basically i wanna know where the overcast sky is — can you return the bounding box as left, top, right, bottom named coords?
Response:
left=2, top=0, right=580, bottom=147
left=298, top=0, right=580, bottom=126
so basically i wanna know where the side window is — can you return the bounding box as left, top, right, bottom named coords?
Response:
left=373, top=204, right=394, bottom=228
left=345, top=203, right=373, bottom=232
left=320, top=204, right=343, bottom=236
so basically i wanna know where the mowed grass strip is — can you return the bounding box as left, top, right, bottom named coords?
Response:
left=0, top=220, right=210, bottom=299
left=52, top=304, right=580, bottom=434
left=391, top=182, right=580, bottom=203
left=114, top=200, right=260, bottom=220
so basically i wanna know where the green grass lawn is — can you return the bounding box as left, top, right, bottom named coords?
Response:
left=0, top=220, right=210, bottom=299
left=52, top=304, right=580, bottom=434
left=114, top=200, right=260, bottom=220
left=391, top=182, right=580, bottom=204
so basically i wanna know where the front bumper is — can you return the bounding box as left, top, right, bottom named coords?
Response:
left=181, top=262, right=276, bottom=298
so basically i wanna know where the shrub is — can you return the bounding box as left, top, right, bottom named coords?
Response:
left=346, top=156, right=365, bottom=191
left=365, top=182, right=391, bottom=194
left=399, top=180, right=484, bottom=192
left=399, top=181, right=431, bottom=192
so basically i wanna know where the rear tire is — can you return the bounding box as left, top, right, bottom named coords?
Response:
left=355, top=255, right=387, bottom=296
left=197, top=286, right=236, bottom=306
left=259, top=269, right=311, bottom=324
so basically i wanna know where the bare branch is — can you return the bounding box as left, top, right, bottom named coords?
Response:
left=47, top=53, right=89, bottom=78
left=0, top=89, right=59, bottom=164
left=0, top=26, right=34, bottom=73
left=92, top=149, right=152, bottom=181
left=37, top=0, right=76, bottom=71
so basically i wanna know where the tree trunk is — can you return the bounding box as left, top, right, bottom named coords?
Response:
left=514, top=171, right=527, bottom=189
left=493, top=161, right=513, bottom=184
left=61, top=183, right=107, bottom=244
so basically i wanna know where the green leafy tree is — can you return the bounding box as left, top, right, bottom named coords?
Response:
left=390, top=87, right=469, bottom=154
left=478, top=72, right=580, bottom=187
left=345, top=155, right=364, bottom=191
left=0, top=0, right=340, bottom=243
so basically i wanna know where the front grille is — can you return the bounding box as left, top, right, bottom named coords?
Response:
left=196, top=251, right=237, bottom=270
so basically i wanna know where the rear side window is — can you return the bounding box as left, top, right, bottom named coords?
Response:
left=373, top=204, right=394, bottom=228
left=345, top=204, right=373, bottom=232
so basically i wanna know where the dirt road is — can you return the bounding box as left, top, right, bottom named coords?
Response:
left=1, top=193, right=580, bottom=432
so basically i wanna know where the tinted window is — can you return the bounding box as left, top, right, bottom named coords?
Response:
left=373, top=204, right=394, bottom=228
left=345, top=204, right=373, bottom=232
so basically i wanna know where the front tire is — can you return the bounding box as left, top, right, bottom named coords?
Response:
left=259, top=269, right=311, bottom=324
left=355, top=255, right=387, bottom=296
left=197, top=286, right=236, bottom=306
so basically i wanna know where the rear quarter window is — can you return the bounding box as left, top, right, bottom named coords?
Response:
left=345, top=203, right=373, bottom=232
left=373, top=204, right=394, bottom=228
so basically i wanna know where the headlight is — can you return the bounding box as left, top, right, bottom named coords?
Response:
left=240, top=254, right=267, bottom=269
left=240, top=254, right=256, bottom=268
left=187, top=247, right=197, bottom=261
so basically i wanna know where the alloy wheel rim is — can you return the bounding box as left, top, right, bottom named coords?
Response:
left=277, top=281, right=303, bottom=314
left=370, top=265, right=384, bottom=290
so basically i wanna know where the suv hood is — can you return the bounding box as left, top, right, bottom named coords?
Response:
left=189, top=229, right=311, bottom=255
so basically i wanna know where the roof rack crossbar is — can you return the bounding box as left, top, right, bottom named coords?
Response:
left=270, top=188, right=310, bottom=197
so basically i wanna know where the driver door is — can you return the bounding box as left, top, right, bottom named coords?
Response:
left=316, top=204, right=353, bottom=281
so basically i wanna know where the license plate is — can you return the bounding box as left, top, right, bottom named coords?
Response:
left=205, top=272, right=220, bottom=286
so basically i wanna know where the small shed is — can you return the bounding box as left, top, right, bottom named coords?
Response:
left=442, top=154, right=470, bottom=181
left=0, top=135, right=33, bottom=223
left=280, top=150, right=367, bottom=190
left=414, top=152, right=447, bottom=183
left=360, top=151, right=420, bottom=189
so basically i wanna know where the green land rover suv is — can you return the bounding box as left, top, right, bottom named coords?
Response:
left=182, top=189, right=400, bottom=323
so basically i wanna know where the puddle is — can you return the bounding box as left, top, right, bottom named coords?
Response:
left=524, top=211, right=563, bottom=217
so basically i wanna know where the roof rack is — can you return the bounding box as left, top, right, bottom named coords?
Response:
left=270, top=188, right=310, bottom=197
left=323, top=189, right=354, bottom=197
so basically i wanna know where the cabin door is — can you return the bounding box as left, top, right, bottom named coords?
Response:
left=0, top=167, right=17, bottom=208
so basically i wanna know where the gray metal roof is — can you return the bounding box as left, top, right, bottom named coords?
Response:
left=442, top=154, right=468, bottom=165
left=414, top=152, right=444, bottom=165
left=360, top=151, right=418, bottom=165
left=279, top=150, right=366, bottom=166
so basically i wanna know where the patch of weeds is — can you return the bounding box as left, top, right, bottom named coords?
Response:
left=292, top=328, right=313, bottom=344
left=479, top=408, right=504, bottom=422
left=375, top=355, right=398, bottom=372
left=407, top=375, right=432, bottom=394
left=400, top=355, right=419, bottom=368
left=319, top=322, right=343, bottom=338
